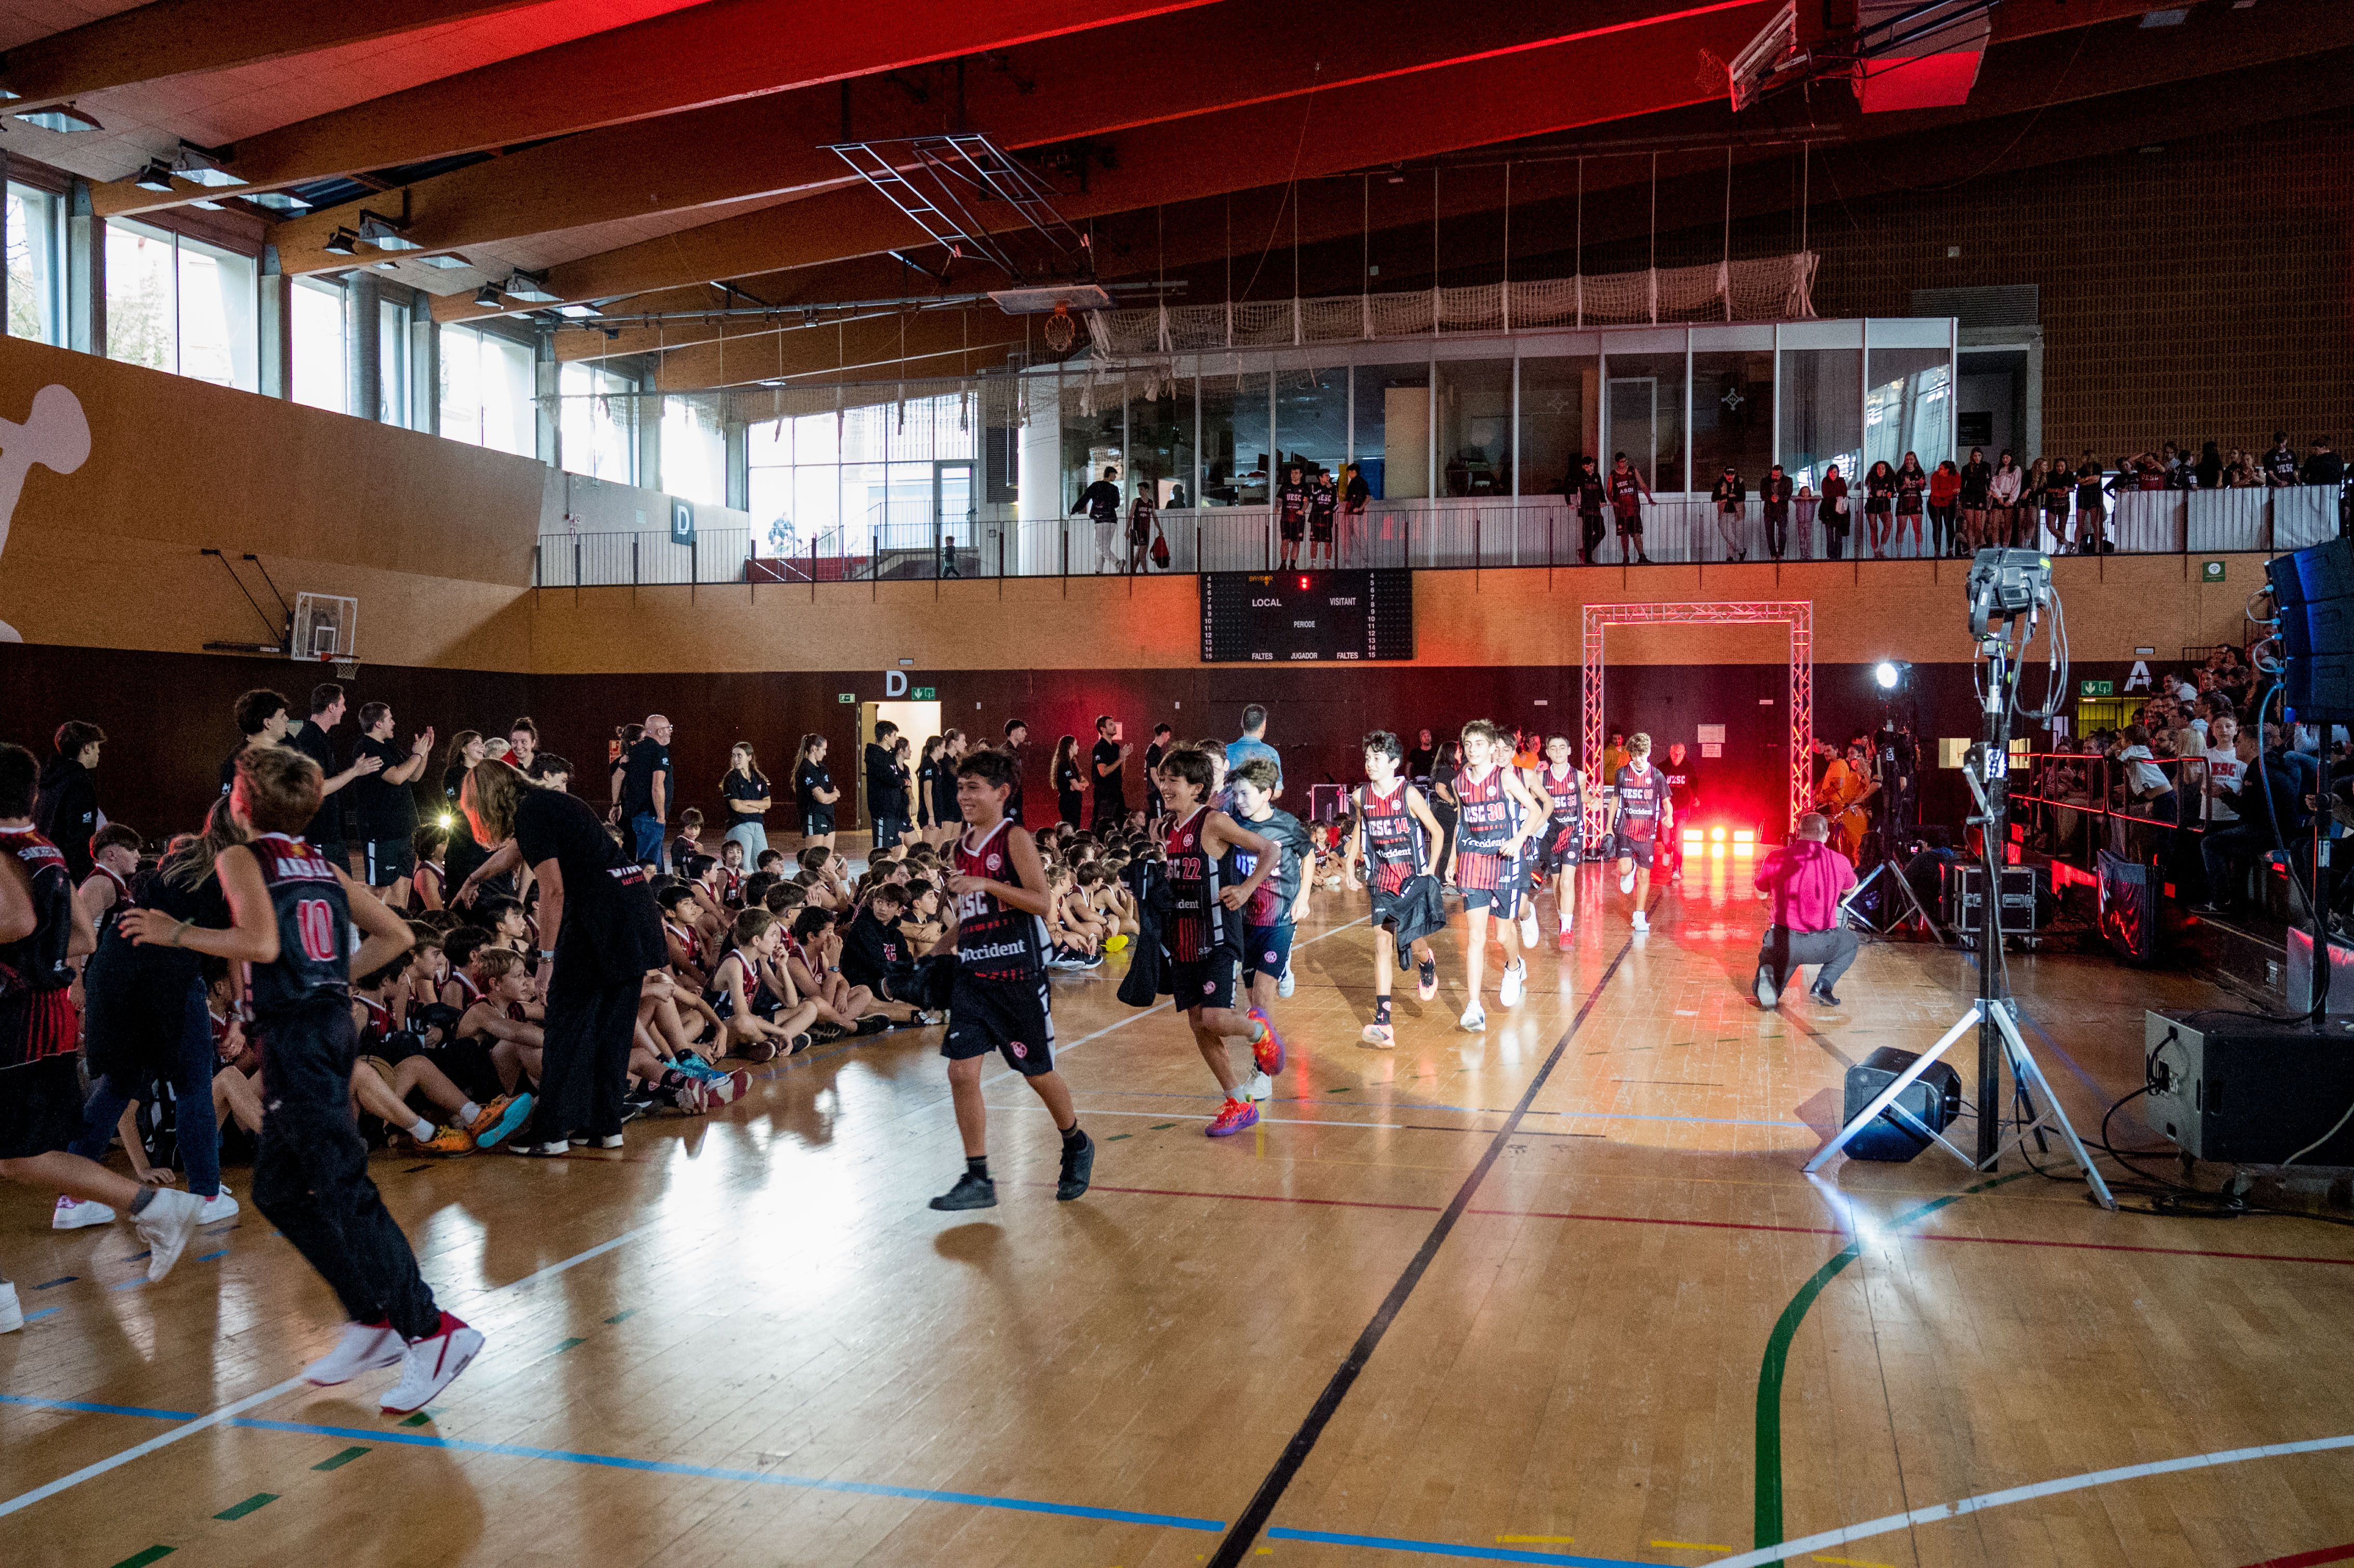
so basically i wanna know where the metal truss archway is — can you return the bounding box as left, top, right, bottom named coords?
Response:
left=1580, top=601, right=1814, bottom=835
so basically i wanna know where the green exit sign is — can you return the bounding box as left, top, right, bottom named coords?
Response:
left=2201, top=560, right=2227, bottom=582
left=912, top=686, right=936, bottom=700
left=2080, top=679, right=2114, bottom=697
left=837, top=692, right=855, bottom=703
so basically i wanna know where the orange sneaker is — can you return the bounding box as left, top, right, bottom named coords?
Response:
left=1248, top=1009, right=1286, bottom=1075
left=1359, top=1021, right=1395, bottom=1049
left=1206, top=1097, right=1259, bottom=1137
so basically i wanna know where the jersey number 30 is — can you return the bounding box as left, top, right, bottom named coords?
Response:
left=294, top=899, right=339, bottom=962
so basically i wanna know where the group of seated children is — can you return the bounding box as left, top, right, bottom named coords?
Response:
left=1027, top=822, right=1144, bottom=971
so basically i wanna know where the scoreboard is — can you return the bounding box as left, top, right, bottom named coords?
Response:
left=1199, top=570, right=1415, bottom=662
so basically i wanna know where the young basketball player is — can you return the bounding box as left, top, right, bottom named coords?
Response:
left=1533, top=734, right=1590, bottom=949
left=122, top=747, right=480, bottom=1412
left=1342, top=731, right=1444, bottom=1049
left=1155, top=748, right=1281, bottom=1135
left=1610, top=732, right=1672, bottom=932
left=1449, top=720, right=1542, bottom=1029
left=927, top=748, right=1092, bottom=1210
left=1227, top=756, right=1312, bottom=1095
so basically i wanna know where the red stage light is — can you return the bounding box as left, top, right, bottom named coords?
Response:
left=1298, top=575, right=1310, bottom=589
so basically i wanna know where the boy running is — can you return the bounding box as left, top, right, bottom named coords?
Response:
left=1342, top=731, right=1445, bottom=1048
left=1449, top=720, right=1542, bottom=1028
left=1533, top=734, right=1590, bottom=949
left=1609, top=732, right=1672, bottom=932
left=1155, top=749, right=1281, bottom=1136
left=123, top=746, right=479, bottom=1412
left=1226, top=757, right=1312, bottom=1096
left=927, top=749, right=1092, bottom=1210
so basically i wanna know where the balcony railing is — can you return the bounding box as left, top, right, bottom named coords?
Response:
left=532, top=487, right=2347, bottom=587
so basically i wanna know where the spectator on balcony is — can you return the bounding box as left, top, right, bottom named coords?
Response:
left=1608, top=452, right=1653, bottom=565
left=1861, top=460, right=1895, bottom=558
left=2168, top=452, right=2200, bottom=492
left=2039, top=460, right=2075, bottom=553
left=1958, top=447, right=1991, bottom=552
left=1987, top=451, right=2022, bottom=546
left=2198, top=725, right=2303, bottom=912
left=1711, top=466, right=1748, bottom=561
left=2074, top=452, right=2109, bottom=555
left=1894, top=452, right=1927, bottom=557
left=1566, top=456, right=1606, bottom=565
left=2305, top=437, right=2344, bottom=491
left=1759, top=464, right=1794, bottom=560
left=2266, top=432, right=2303, bottom=486
left=2195, top=441, right=2224, bottom=490
left=1792, top=480, right=1817, bottom=559
left=1819, top=464, right=1851, bottom=559
left=1075, top=465, right=1123, bottom=572
left=1928, top=459, right=1959, bottom=557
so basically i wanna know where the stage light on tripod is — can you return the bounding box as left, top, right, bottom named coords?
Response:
left=1710, top=826, right=1727, bottom=841
left=1875, top=660, right=1902, bottom=689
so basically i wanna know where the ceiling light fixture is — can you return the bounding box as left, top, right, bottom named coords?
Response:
left=356, top=210, right=422, bottom=251
left=473, top=281, right=505, bottom=308
left=132, top=160, right=176, bottom=193
left=552, top=303, right=604, bottom=320
left=249, top=190, right=311, bottom=214
left=502, top=269, right=560, bottom=303
left=15, top=103, right=100, bottom=133
left=172, top=142, right=246, bottom=188
left=419, top=254, right=470, bottom=270
left=321, top=229, right=360, bottom=257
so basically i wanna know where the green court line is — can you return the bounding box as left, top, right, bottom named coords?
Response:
left=1751, top=1172, right=2031, bottom=1566
left=213, top=1492, right=277, bottom=1521
left=311, top=1445, right=370, bottom=1472
left=604, top=1310, right=637, bottom=1325
left=110, top=1548, right=174, bottom=1567
left=554, top=1337, right=586, bottom=1354
left=1149, top=1122, right=1177, bottom=1130
left=399, top=1410, right=436, bottom=1427
left=1106, top=1133, right=1133, bottom=1142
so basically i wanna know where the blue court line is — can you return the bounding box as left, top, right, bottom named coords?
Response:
left=1084, top=1088, right=1807, bottom=1131
left=194, top=1251, right=228, bottom=1264
left=1267, top=1525, right=1652, bottom=1565
left=0, top=1394, right=1223, bottom=1533
left=32, top=1277, right=74, bottom=1290
left=108, top=1279, right=146, bottom=1293
left=19, top=1309, right=60, bottom=1326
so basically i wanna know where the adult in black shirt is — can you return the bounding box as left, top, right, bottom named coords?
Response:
left=34, top=721, right=104, bottom=884
left=2266, top=433, right=2302, bottom=486
left=218, top=688, right=291, bottom=795
left=1053, top=736, right=1084, bottom=828
left=865, top=721, right=907, bottom=851
left=1407, top=729, right=1437, bottom=790
left=1090, top=715, right=1130, bottom=829
left=1143, top=723, right=1173, bottom=821
left=345, top=700, right=433, bottom=898
left=617, top=714, right=674, bottom=872
left=721, top=742, right=773, bottom=859
left=2305, top=439, right=2344, bottom=491
left=286, top=684, right=376, bottom=871
left=1002, top=720, right=1030, bottom=827
left=1275, top=462, right=1311, bottom=571
left=1073, top=465, right=1123, bottom=573
left=793, top=733, right=839, bottom=850
left=1758, top=465, right=1794, bottom=560
left=458, top=760, right=664, bottom=1152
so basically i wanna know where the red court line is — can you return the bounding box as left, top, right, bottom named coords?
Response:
left=2243, top=1544, right=2354, bottom=1568
left=1084, top=1183, right=2354, bottom=1268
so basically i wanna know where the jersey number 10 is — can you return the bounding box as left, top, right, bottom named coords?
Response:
left=295, top=899, right=339, bottom=963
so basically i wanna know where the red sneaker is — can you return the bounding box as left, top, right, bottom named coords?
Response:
left=1247, top=1009, right=1286, bottom=1075
left=1557, top=928, right=1575, bottom=951
left=1206, top=1097, right=1259, bottom=1138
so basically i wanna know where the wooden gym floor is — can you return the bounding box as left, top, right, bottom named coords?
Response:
left=6, top=854, right=2354, bottom=1568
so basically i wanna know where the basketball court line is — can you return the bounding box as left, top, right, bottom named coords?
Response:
left=1203, top=934, right=1640, bottom=1567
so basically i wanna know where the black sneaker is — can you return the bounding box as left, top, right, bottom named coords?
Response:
left=854, top=1014, right=892, bottom=1037
left=929, top=1171, right=998, bottom=1211
left=1417, top=956, right=1438, bottom=994
left=1056, top=1132, right=1095, bottom=1202
left=1808, top=985, right=1843, bottom=1008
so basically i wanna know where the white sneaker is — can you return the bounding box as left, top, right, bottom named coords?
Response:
left=1755, top=969, right=1781, bottom=1010
left=1631, top=910, right=1650, bottom=932
left=380, top=1314, right=485, bottom=1414
left=197, top=1191, right=240, bottom=1224
left=53, top=1195, right=115, bottom=1230
left=133, top=1188, right=204, bottom=1283
left=1245, top=1070, right=1273, bottom=1102
left=1460, top=1002, right=1487, bottom=1031
left=1618, top=869, right=1636, bottom=895
left=1519, top=909, right=1539, bottom=948
left=0, top=1282, right=20, bottom=1334
left=303, top=1320, right=404, bottom=1386
left=1499, top=961, right=1526, bottom=1008
left=1277, top=964, right=1296, bottom=999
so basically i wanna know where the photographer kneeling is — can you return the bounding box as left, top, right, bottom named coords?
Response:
left=1753, top=812, right=1860, bottom=1009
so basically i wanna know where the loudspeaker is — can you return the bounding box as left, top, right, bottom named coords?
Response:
left=2267, top=539, right=2354, bottom=723
left=1841, top=1046, right=1964, bottom=1161
left=2143, top=1009, right=2354, bottom=1164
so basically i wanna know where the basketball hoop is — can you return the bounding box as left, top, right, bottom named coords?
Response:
left=1041, top=303, right=1078, bottom=355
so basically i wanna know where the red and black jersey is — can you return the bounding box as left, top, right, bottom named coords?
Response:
left=1163, top=806, right=1232, bottom=963
left=1610, top=468, right=1645, bottom=514
left=86, top=863, right=131, bottom=942
left=1358, top=781, right=1428, bottom=895
left=357, top=994, right=392, bottom=1047
left=0, top=827, right=74, bottom=991
left=1614, top=764, right=1667, bottom=841
left=954, top=820, right=1048, bottom=984
left=1454, top=764, right=1522, bottom=856
left=1539, top=763, right=1585, bottom=824
left=447, top=970, right=485, bottom=1011
left=247, top=833, right=351, bottom=1016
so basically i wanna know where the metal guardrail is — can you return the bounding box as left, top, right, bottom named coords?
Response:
left=531, top=487, right=2349, bottom=587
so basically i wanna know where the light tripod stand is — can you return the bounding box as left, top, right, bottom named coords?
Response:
left=1807, top=549, right=2114, bottom=1207
left=1840, top=824, right=1945, bottom=942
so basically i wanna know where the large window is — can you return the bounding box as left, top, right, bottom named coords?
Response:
left=1603, top=351, right=1686, bottom=493
left=661, top=397, right=727, bottom=506
left=746, top=391, right=979, bottom=556
left=746, top=408, right=844, bottom=556
left=105, top=219, right=258, bottom=389
left=1436, top=359, right=1512, bottom=498
left=1691, top=350, right=1775, bottom=487
left=1351, top=362, right=1428, bottom=500
left=1778, top=346, right=1861, bottom=492
left=378, top=299, right=410, bottom=427
left=1198, top=371, right=1271, bottom=507
left=290, top=277, right=347, bottom=412
left=7, top=185, right=61, bottom=345
left=1274, top=367, right=1348, bottom=490
left=1128, top=377, right=1195, bottom=508
left=1518, top=355, right=1596, bottom=495
left=439, top=323, right=534, bottom=455
left=558, top=360, right=639, bottom=483
left=1866, top=346, right=1953, bottom=475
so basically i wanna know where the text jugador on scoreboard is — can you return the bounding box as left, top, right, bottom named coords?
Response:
left=1199, top=570, right=1416, bottom=663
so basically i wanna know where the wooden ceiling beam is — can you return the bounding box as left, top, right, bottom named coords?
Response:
left=0, top=0, right=542, bottom=108
left=271, top=0, right=1724, bottom=277
left=90, top=0, right=1224, bottom=217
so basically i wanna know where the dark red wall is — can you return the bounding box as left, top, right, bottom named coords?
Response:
left=0, top=643, right=1991, bottom=846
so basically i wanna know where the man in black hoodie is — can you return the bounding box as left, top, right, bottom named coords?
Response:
left=34, top=720, right=103, bottom=883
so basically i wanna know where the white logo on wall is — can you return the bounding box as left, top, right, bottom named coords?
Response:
left=2125, top=660, right=2152, bottom=691
left=0, top=385, right=92, bottom=642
